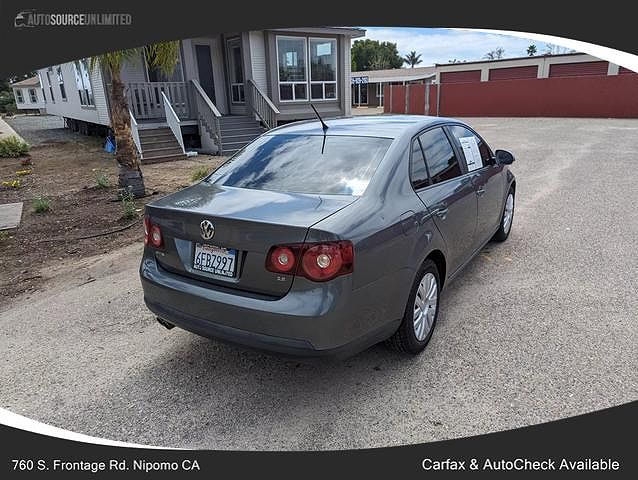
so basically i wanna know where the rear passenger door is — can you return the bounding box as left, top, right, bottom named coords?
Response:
left=446, top=125, right=504, bottom=249
left=413, top=127, right=477, bottom=275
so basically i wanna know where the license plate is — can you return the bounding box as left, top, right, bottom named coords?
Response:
left=193, top=243, right=237, bottom=278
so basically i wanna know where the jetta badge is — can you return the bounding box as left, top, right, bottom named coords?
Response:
left=200, top=220, right=215, bottom=240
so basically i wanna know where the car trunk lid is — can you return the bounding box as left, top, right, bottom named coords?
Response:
left=145, top=182, right=354, bottom=297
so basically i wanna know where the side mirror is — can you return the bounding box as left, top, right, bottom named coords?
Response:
left=494, top=149, right=515, bottom=165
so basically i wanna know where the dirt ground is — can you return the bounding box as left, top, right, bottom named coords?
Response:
left=0, top=136, right=225, bottom=304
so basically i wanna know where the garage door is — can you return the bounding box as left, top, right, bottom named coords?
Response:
left=549, top=61, right=608, bottom=77
left=489, top=66, right=538, bottom=81
left=440, top=70, right=481, bottom=83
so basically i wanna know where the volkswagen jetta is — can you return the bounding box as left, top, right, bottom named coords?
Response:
left=140, top=115, right=516, bottom=357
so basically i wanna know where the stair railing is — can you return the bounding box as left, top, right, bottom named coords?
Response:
left=246, top=79, right=279, bottom=130
left=190, top=79, right=223, bottom=155
left=161, top=91, right=186, bottom=154
left=129, top=109, right=143, bottom=159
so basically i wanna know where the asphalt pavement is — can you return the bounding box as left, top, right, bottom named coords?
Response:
left=1, top=117, right=637, bottom=450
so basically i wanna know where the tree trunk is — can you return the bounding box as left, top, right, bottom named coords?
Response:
left=110, top=69, right=145, bottom=198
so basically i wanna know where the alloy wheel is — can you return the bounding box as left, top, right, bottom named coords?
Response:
left=413, top=272, right=438, bottom=341
left=502, top=192, right=514, bottom=234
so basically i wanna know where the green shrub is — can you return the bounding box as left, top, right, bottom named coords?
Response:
left=0, top=136, right=30, bottom=158
left=120, top=187, right=136, bottom=220
left=33, top=196, right=50, bottom=213
left=191, top=165, right=210, bottom=182
left=95, top=172, right=111, bottom=188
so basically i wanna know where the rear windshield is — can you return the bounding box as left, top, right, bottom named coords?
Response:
left=208, top=134, right=392, bottom=195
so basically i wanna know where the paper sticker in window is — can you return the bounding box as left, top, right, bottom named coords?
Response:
left=459, top=136, right=483, bottom=172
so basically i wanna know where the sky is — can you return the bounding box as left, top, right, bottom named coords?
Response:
left=357, top=27, right=567, bottom=66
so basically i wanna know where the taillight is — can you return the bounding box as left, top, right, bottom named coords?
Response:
left=265, top=241, right=354, bottom=282
left=268, top=246, right=296, bottom=273
left=144, top=216, right=163, bottom=248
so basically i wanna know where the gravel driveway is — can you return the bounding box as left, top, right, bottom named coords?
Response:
left=1, top=117, right=637, bottom=450
left=4, top=114, right=73, bottom=145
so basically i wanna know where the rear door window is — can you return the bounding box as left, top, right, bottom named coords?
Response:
left=447, top=125, right=494, bottom=170
left=209, top=134, right=392, bottom=196
left=418, top=128, right=463, bottom=184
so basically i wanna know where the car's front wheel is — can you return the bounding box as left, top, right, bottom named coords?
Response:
left=386, top=259, right=440, bottom=354
left=492, top=188, right=515, bottom=242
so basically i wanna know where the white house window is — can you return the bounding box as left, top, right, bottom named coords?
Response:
left=277, top=36, right=307, bottom=101
left=56, top=65, right=67, bottom=101
left=28, top=88, right=37, bottom=103
left=73, top=59, right=94, bottom=106
left=15, top=89, right=24, bottom=103
left=46, top=69, right=55, bottom=103
left=309, top=38, right=337, bottom=100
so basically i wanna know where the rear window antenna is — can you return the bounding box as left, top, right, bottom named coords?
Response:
left=310, top=103, right=329, bottom=154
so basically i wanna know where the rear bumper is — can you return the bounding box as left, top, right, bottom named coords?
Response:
left=140, top=254, right=401, bottom=358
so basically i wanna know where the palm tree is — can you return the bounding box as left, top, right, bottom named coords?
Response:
left=90, top=42, right=179, bottom=197
left=527, top=44, right=538, bottom=56
left=403, top=51, right=423, bottom=68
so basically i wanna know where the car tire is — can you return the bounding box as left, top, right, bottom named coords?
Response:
left=492, top=188, right=515, bottom=242
left=385, top=259, right=440, bottom=354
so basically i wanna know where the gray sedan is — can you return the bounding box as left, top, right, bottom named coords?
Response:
left=140, top=115, right=516, bottom=357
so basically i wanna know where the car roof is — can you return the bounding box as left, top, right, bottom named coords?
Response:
left=267, top=115, right=463, bottom=140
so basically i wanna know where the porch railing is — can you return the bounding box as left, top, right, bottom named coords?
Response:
left=190, top=79, right=223, bottom=154
left=246, top=79, right=279, bottom=129
left=124, top=81, right=192, bottom=120
left=161, top=91, right=185, bottom=154
left=129, top=109, right=143, bottom=159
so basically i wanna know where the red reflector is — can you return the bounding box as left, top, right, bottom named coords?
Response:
left=265, top=241, right=353, bottom=282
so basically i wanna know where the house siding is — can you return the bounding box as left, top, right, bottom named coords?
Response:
left=38, top=63, right=110, bottom=126
left=91, top=65, right=110, bottom=125
left=249, top=31, right=268, bottom=93
left=343, top=35, right=352, bottom=116
left=13, top=85, right=46, bottom=110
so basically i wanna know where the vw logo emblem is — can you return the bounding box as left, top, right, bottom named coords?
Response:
left=200, top=220, right=215, bottom=240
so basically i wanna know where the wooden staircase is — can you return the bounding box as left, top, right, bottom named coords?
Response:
left=219, top=116, right=266, bottom=156
left=138, top=127, right=186, bottom=164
